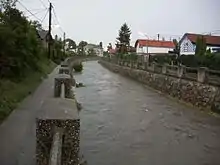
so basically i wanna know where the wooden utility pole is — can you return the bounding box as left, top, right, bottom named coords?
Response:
left=48, top=3, right=52, bottom=59
left=63, top=32, right=66, bottom=56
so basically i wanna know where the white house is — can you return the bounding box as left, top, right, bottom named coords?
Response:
left=179, top=33, right=220, bottom=55
left=84, top=44, right=103, bottom=57
left=134, top=39, right=175, bottom=55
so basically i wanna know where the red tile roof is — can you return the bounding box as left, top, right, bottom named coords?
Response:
left=109, top=48, right=118, bottom=54
left=135, top=39, right=175, bottom=48
left=183, top=33, right=220, bottom=46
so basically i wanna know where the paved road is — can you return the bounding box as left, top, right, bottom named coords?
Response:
left=75, top=61, right=220, bottom=165
left=0, top=67, right=59, bottom=165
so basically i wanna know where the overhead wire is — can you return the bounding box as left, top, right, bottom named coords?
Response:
left=38, top=0, right=47, bottom=9
left=17, top=1, right=42, bottom=22
left=26, top=8, right=47, bottom=18
left=40, top=9, right=49, bottom=23
left=52, top=4, right=65, bottom=33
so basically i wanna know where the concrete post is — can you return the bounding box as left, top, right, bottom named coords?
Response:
left=162, top=65, right=167, bottom=74
left=151, top=62, right=156, bottom=72
left=36, top=98, right=80, bottom=165
left=54, top=74, right=74, bottom=98
left=59, top=67, right=70, bottom=75
left=144, top=62, right=148, bottom=71
left=130, top=61, right=134, bottom=68
left=197, top=67, right=208, bottom=83
left=177, top=65, right=185, bottom=78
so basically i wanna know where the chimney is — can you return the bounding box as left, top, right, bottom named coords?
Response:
left=157, top=34, right=160, bottom=41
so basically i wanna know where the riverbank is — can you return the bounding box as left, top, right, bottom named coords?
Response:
left=0, top=60, right=56, bottom=123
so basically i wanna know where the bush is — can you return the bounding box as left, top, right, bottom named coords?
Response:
left=73, top=62, right=83, bottom=72
left=179, top=53, right=220, bottom=70
left=149, top=54, right=177, bottom=65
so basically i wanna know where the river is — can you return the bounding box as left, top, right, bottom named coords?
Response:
left=74, top=61, right=220, bottom=165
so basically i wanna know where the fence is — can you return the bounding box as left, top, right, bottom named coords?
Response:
left=103, top=56, right=220, bottom=86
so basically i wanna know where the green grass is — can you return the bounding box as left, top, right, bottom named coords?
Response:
left=0, top=60, right=56, bottom=123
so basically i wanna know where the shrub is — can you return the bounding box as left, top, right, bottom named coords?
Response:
left=73, top=62, right=83, bottom=72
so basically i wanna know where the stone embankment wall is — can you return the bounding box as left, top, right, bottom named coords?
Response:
left=99, top=60, right=220, bottom=113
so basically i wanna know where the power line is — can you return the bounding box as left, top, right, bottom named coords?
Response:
left=26, top=8, right=47, bottom=18
left=38, top=0, right=47, bottom=9
left=40, top=9, right=49, bottom=23
left=52, top=5, right=65, bottom=33
left=18, top=1, right=42, bottom=22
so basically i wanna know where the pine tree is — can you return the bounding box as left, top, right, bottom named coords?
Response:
left=116, top=23, right=131, bottom=54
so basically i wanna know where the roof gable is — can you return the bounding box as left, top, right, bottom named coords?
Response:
left=135, top=39, right=175, bottom=48
left=181, top=33, right=220, bottom=46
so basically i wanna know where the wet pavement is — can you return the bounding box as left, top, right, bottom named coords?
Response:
left=0, top=67, right=60, bottom=165
left=75, top=61, right=220, bottom=165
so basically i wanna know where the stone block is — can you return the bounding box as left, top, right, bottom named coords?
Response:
left=61, top=61, right=69, bottom=68
left=162, top=65, right=167, bottom=74
left=36, top=98, right=80, bottom=165
left=59, top=67, right=70, bottom=75
left=177, top=65, right=186, bottom=78
left=54, top=74, right=74, bottom=98
left=36, top=119, right=80, bottom=165
left=197, top=67, right=208, bottom=83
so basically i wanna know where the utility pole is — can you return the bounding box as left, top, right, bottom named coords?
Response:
left=63, top=32, right=66, bottom=56
left=157, top=34, right=160, bottom=41
left=48, top=3, right=52, bottom=59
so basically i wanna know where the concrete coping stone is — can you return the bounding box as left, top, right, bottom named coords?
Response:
left=55, top=74, right=71, bottom=79
left=38, top=98, right=79, bottom=120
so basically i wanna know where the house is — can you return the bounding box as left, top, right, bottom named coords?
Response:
left=84, top=44, right=103, bottom=56
left=37, top=30, right=53, bottom=49
left=179, top=33, right=220, bottom=55
left=134, top=39, right=175, bottom=55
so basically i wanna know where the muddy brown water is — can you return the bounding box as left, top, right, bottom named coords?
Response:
left=75, top=61, right=220, bottom=165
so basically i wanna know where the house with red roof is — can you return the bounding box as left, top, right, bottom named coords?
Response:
left=179, top=33, right=220, bottom=55
left=134, top=39, right=175, bottom=54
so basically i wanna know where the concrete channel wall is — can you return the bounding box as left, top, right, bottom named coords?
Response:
left=36, top=60, right=81, bottom=165
left=99, top=60, right=220, bottom=113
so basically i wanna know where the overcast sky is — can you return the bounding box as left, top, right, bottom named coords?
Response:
left=17, top=0, right=220, bottom=48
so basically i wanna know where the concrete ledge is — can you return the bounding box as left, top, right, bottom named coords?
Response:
left=38, top=98, right=79, bottom=119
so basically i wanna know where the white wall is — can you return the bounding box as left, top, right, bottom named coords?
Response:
left=180, top=37, right=195, bottom=55
left=136, top=43, right=173, bottom=54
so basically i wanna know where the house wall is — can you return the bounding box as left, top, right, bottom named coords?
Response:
left=180, top=37, right=195, bottom=55
left=136, top=43, right=173, bottom=54
left=180, top=36, right=220, bottom=55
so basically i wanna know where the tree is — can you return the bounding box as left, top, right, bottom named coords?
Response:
left=0, top=4, right=44, bottom=78
left=116, top=23, right=131, bottom=54
left=88, top=48, right=95, bottom=56
left=173, top=39, right=180, bottom=65
left=77, top=41, right=87, bottom=55
left=31, top=20, right=42, bottom=30
left=195, top=36, right=207, bottom=56
left=65, top=38, right=76, bottom=51
left=107, top=43, right=112, bottom=52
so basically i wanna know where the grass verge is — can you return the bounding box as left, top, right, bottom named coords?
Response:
left=0, top=60, right=56, bottom=123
